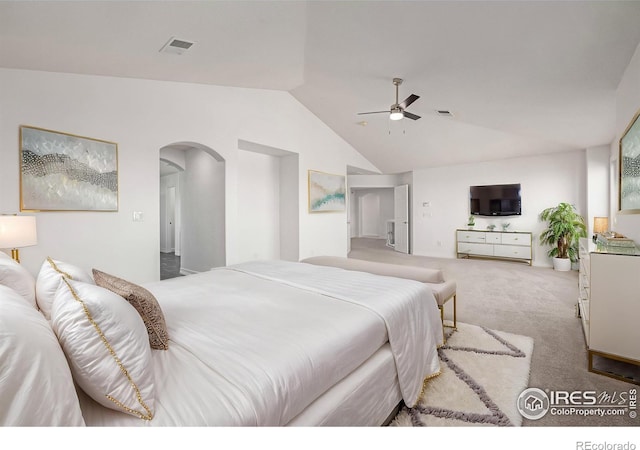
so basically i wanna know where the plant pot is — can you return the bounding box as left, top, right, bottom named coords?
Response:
left=553, top=257, right=572, bottom=271
left=467, top=225, right=474, bottom=230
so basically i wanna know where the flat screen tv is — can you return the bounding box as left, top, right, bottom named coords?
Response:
left=470, top=183, right=521, bottom=216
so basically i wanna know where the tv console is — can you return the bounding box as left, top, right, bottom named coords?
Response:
left=456, top=229, right=532, bottom=265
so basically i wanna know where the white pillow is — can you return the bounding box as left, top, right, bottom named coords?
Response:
left=0, top=251, right=36, bottom=308
left=0, top=284, right=85, bottom=426
left=36, top=257, right=95, bottom=320
left=51, top=278, right=155, bottom=420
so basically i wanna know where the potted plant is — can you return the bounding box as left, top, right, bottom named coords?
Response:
left=539, top=202, right=587, bottom=271
left=487, top=224, right=496, bottom=231
left=467, top=215, right=475, bottom=229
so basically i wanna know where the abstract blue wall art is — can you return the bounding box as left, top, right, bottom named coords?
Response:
left=308, top=170, right=346, bottom=213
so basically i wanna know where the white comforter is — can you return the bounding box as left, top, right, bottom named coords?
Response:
left=79, top=260, right=442, bottom=426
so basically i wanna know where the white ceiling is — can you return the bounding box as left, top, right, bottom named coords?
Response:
left=2, top=1, right=640, bottom=174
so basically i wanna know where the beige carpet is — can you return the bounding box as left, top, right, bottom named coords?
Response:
left=349, top=237, right=638, bottom=427
left=391, top=323, right=534, bottom=427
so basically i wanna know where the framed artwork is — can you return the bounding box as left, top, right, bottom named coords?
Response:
left=619, top=110, right=640, bottom=214
left=308, top=170, right=346, bottom=213
left=20, top=126, right=118, bottom=211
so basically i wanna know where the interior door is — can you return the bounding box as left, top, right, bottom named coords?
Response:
left=167, top=186, right=176, bottom=252
left=394, top=184, right=409, bottom=254
left=347, top=190, right=352, bottom=253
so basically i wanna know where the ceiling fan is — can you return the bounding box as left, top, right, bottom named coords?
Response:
left=358, top=78, right=421, bottom=121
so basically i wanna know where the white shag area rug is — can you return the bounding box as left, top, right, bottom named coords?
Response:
left=391, top=322, right=534, bottom=427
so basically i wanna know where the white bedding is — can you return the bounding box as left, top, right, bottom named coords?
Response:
left=0, top=285, right=85, bottom=426
left=286, top=343, right=401, bottom=426
left=231, top=260, right=443, bottom=406
left=79, top=260, right=442, bottom=426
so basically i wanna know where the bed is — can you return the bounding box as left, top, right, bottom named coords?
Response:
left=0, top=254, right=443, bottom=426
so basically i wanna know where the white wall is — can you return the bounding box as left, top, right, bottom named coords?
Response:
left=411, top=151, right=587, bottom=267
left=0, top=68, right=378, bottom=282
left=612, top=41, right=640, bottom=243
left=279, top=154, right=300, bottom=261
left=348, top=174, right=399, bottom=188
left=181, top=148, right=226, bottom=272
left=237, top=150, right=281, bottom=261
left=236, top=140, right=300, bottom=262
left=585, top=145, right=610, bottom=236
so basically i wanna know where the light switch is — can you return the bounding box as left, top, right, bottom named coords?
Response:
left=133, top=211, right=144, bottom=222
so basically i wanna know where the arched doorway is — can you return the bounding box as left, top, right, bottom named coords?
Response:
left=159, top=142, right=226, bottom=277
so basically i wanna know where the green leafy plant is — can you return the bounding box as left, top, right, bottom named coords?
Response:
left=539, top=202, right=587, bottom=262
left=487, top=224, right=496, bottom=231
left=467, top=215, right=475, bottom=226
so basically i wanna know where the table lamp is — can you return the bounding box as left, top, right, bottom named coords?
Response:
left=0, top=214, right=38, bottom=263
left=592, top=216, right=608, bottom=242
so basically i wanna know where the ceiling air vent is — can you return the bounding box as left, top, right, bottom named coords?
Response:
left=160, top=37, right=195, bottom=55
left=436, top=110, right=454, bottom=117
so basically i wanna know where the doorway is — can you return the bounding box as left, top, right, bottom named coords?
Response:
left=159, top=142, right=226, bottom=277
left=160, top=158, right=183, bottom=279
left=349, top=185, right=410, bottom=254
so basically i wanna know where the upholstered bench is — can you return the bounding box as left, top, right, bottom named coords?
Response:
left=300, top=256, right=457, bottom=330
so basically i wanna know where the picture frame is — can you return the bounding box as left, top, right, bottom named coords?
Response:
left=308, top=170, right=346, bottom=213
left=619, top=109, right=640, bottom=214
left=20, top=125, right=118, bottom=212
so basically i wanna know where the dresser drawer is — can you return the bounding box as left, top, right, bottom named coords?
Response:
left=493, top=244, right=531, bottom=259
left=485, top=232, right=502, bottom=244
left=580, top=255, right=590, bottom=274
left=457, top=242, right=494, bottom=256
left=501, top=233, right=530, bottom=246
left=457, top=231, right=486, bottom=243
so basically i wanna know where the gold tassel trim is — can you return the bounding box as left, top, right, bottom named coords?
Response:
left=413, top=368, right=442, bottom=407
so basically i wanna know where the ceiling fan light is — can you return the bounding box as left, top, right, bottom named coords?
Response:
left=390, top=108, right=404, bottom=121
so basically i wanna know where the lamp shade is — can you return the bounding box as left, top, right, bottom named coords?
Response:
left=593, top=217, right=609, bottom=235
left=0, top=215, right=38, bottom=249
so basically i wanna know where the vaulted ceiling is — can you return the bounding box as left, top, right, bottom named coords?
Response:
left=2, top=1, right=640, bottom=174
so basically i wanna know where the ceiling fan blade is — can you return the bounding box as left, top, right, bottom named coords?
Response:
left=399, top=94, right=420, bottom=109
left=403, top=111, right=421, bottom=120
left=357, top=111, right=390, bottom=115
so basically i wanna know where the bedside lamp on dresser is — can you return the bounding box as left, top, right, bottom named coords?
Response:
left=592, top=217, right=608, bottom=242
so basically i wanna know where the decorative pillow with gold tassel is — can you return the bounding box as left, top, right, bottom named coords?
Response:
left=51, top=278, right=155, bottom=420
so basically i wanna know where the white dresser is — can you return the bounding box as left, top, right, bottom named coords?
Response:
left=456, top=229, right=532, bottom=265
left=578, top=238, right=640, bottom=383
